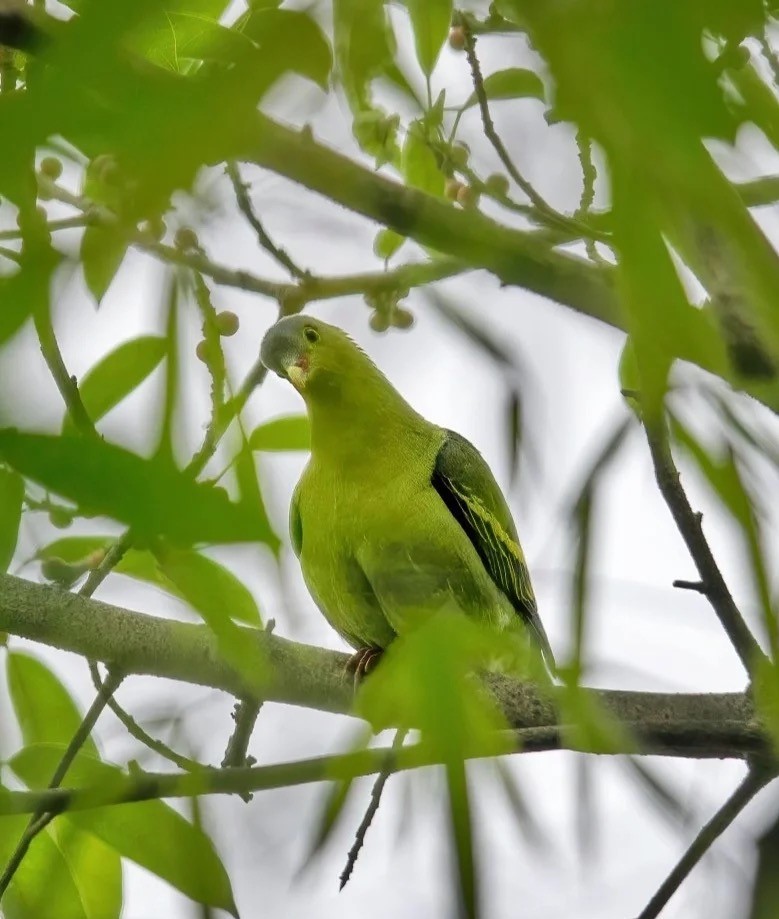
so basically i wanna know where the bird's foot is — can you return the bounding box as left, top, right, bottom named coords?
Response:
left=346, top=647, right=383, bottom=689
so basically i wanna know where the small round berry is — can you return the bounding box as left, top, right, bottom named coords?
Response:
left=141, top=216, right=166, bottom=242
left=445, top=178, right=463, bottom=200
left=195, top=339, right=211, bottom=363
left=174, top=226, right=199, bottom=251
left=392, top=307, right=414, bottom=330
left=448, top=26, right=466, bottom=50
left=456, top=184, right=478, bottom=208
left=369, top=311, right=390, bottom=333
left=39, top=156, right=63, bottom=180
left=450, top=143, right=470, bottom=169
left=485, top=173, right=510, bottom=196
left=48, top=508, right=72, bottom=529
left=215, top=311, right=239, bottom=337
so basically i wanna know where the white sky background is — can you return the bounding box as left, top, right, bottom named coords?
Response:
left=2, top=2, right=779, bottom=917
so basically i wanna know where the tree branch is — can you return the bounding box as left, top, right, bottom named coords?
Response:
left=0, top=574, right=765, bottom=759
left=644, top=422, right=766, bottom=675
left=636, top=766, right=773, bottom=919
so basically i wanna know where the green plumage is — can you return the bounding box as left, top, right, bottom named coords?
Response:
left=260, top=316, right=554, bottom=669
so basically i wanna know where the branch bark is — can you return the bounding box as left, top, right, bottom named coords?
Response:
left=0, top=574, right=763, bottom=760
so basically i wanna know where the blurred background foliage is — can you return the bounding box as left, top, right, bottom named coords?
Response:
left=2, top=0, right=779, bottom=917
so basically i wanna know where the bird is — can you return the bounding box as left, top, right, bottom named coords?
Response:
left=260, top=315, right=554, bottom=679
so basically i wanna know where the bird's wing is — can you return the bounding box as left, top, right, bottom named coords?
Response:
left=289, top=482, right=303, bottom=558
left=431, top=429, right=554, bottom=668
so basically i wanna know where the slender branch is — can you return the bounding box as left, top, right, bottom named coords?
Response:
left=340, top=728, right=408, bottom=889
left=33, top=305, right=96, bottom=438
left=0, top=668, right=124, bottom=900
left=37, top=175, right=468, bottom=309
left=226, top=161, right=308, bottom=280
left=89, top=661, right=202, bottom=772
left=673, top=579, right=707, bottom=594
left=460, top=25, right=596, bottom=242
left=644, top=422, right=766, bottom=675
left=636, top=766, right=773, bottom=919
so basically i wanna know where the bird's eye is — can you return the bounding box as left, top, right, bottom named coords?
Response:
left=303, top=326, right=319, bottom=343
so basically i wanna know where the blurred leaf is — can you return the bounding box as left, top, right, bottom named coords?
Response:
left=136, top=11, right=256, bottom=72
left=249, top=415, right=310, bottom=452
left=446, top=758, right=477, bottom=919
left=37, top=535, right=260, bottom=626
left=80, top=224, right=130, bottom=305
left=462, top=68, right=544, bottom=109
left=63, top=336, right=166, bottom=435
left=0, top=821, right=88, bottom=919
left=52, top=825, right=122, bottom=919
left=155, top=544, right=261, bottom=626
left=0, top=241, right=57, bottom=346
left=154, top=543, right=265, bottom=686
left=0, top=467, right=24, bottom=572
left=404, top=0, right=452, bottom=76
left=237, top=8, right=332, bottom=90
left=334, top=0, right=400, bottom=109
left=0, top=431, right=277, bottom=547
left=428, top=292, right=512, bottom=367
left=750, top=805, right=779, bottom=918
left=373, top=228, right=405, bottom=261
left=11, top=744, right=238, bottom=916
left=402, top=121, right=444, bottom=197
left=7, top=651, right=98, bottom=756
left=493, top=758, right=550, bottom=851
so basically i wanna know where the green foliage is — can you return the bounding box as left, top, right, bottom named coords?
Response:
left=10, top=745, right=237, bottom=915
left=0, top=431, right=276, bottom=547
left=403, top=0, right=452, bottom=77
left=62, top=336, right=166, bottom=435
left=0, top=468, right=24, bottom=572
left=249, top=414, right=310, bottom=452
left=461, top=68, right=545, bottom=109
left=80, top=224, right=130, bottom=304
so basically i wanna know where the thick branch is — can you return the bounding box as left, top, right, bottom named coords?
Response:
left=0, top=575, right=763, bottom=760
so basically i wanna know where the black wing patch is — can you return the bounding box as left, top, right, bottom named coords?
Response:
left=432, top=430, right=554, bottom=667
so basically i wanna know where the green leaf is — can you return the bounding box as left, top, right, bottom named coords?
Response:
left=7, top=651, right=98, bottom=756
left=10, top=744, right=237, bottom=916
left=138, top=12, right=258, bottom=72
left=462, top=68, right=544, bottom=109
left=63, top=336, right=166, bottom=435
left=249, top=415, right=310, bottom=452
left=404, top=0, right=452, bottom=76
left=155, top=545, right=261, bottom=626
left=0, top=431, right=277, bottom=548
left=0, top=467, right=24, bottom=572
left=36, top=536, right=259, bottom=625
left=80, top=224, right=130, bottom=305
left=52, top=825, right=122, bottom=919
left=373, top=228, right=405, bottom=261
left=0, top=241, right=57, bottom=347
left=154, top=544, right=264, bottom=685
left=402, top=122, right=445, bottom=197
left=0, top=821, right=89, bottom=919
left=238, top=9, right=332, bottom=90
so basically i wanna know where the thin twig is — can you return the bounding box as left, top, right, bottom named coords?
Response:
left=0, top=669, right=124, bottom=900
left=636, top=766, right=773, bottom=919
left=673, top=579, right=708, bottom=594
left=33, top=305, right=96, bottom=437
left=575, top=130, right=605, bottom=264
left=460, top=25, right=596, bottom=241
left=37, top=176, right=467, bottom=309
left=644, top=421, right=766, bottom=675
left=88, top=662, right=203, bottom=772
left=339, top=728, right=408, bottom=889
left=226, top=161, right=308, bottom=280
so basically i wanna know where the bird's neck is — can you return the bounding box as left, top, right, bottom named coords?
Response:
left=305, top=367, right=429, bottom=473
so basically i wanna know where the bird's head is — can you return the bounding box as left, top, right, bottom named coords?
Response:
left=260, top=316, right=365, bottom=398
